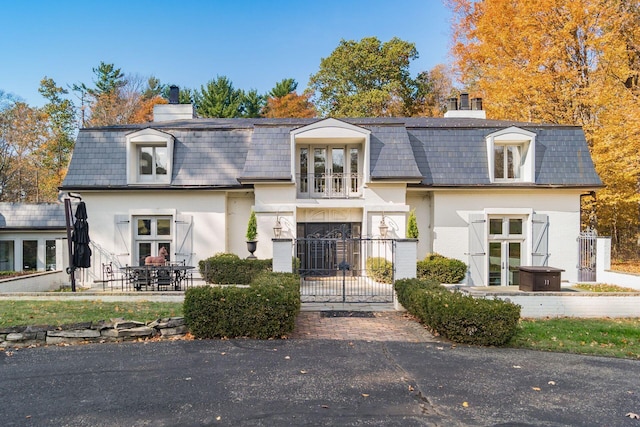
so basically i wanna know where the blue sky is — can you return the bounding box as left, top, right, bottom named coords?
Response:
left=1, top=1, right=453, bottom=107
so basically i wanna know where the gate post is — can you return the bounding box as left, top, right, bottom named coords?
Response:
left=596, top=237, right=611, bottom=279
left=395, top=239, right=417, bottom=279
left=272, top=238, right=293, bottom=273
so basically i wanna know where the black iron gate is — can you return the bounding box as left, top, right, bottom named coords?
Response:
left=296, top=225, right=395, bottom=303
left=578, top=228, right=597, bottom=282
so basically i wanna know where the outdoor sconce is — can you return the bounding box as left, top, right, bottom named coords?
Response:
left=378, top=214, right=389, bottom=238
left=273, top=215, right=283, bottom=238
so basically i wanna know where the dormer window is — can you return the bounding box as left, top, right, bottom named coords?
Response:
left=291, top=118, right=370, bottom=199
left=486, top=127, right=536, bottom=183
left=126, top=128, right=174, bottom=185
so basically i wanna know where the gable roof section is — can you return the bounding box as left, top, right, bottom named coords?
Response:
left=0, top=203, right=66, bottom=229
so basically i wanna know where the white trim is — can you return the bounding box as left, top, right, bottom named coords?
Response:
left=485, top=127, right=536, bottom=183
left=125, top=128, right=175, bottom=185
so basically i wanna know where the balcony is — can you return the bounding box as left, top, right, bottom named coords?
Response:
left=297, top=173, right=362, bottom=199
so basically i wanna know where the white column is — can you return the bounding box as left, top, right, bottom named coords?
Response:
left=272, top=239, right=293, bottom=273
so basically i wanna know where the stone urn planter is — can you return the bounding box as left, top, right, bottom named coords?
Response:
left=246, top=210, right=258, bottom=259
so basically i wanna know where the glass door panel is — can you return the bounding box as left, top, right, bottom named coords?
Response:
left=313, top=148, right=326, bottom=194
left=489, top=242, right=502, bottom=286
left=331, top=148, right=344, bottom=196
left=508, top=242, right=521, bottom=285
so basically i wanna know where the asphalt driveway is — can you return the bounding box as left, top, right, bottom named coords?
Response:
left=1, top=339, right=638, bottom=426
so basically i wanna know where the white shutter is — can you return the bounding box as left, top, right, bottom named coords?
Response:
left=114, top=214, right=131, bottom=267
left=175, top=214, right=194, bottom=265
left=468, top=214, right=486, bottom=286
left=532, top=214, right=549, bottom=266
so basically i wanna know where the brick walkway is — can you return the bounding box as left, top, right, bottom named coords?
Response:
left=289, top=311, right=440, bottom=342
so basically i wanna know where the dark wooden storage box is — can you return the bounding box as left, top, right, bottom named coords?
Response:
left=518, top=266, right=564, bottom=292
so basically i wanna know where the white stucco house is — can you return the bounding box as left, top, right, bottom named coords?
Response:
left=60, top=99, right=602, bottom=286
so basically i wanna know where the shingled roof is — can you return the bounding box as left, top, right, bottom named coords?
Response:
left=61, top=117, right=602, bottom=190
left=0, top=203, right=66, bottom=229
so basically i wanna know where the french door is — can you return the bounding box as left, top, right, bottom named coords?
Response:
left=488, top=217, right=524, bottom=286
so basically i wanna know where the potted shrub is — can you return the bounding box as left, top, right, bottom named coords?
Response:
left=246, top=210, right=258, bottom=258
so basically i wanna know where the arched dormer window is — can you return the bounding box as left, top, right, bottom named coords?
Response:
left=291, top=118, right=370, bottom=198
left=125, top=128, right=175, bottom=185
left=486, top=127, right=536, bottom=183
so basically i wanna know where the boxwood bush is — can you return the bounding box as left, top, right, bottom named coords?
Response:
left=366, top=257, right=393, bottom=283
left=199, top=253, right=272, bottom=285
left=417, top=253, right=467, bottom=284
left=184, top=272, right=300, bottom=339
left=395, top=278, right=520, bottom=346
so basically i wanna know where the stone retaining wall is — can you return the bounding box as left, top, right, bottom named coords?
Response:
left=0, top=317, right=188, bottom=348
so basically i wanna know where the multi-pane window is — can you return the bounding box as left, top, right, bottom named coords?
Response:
left=135, top=216, right=172, bottom=266
left=298, top=145, right=361, bottom=198
left=488, top=217, right=525, bottom=286
left=138, top=145, right=168, bottom=181
left=494, top=144, right=522, bottom=180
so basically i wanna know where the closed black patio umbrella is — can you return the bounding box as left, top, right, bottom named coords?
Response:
left=71, top=201, right=91, bottom=269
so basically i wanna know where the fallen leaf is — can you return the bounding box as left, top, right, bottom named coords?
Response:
left=513, top=365, right=521, bottom=369
left=321, top=405, right=329, bottom=409
left=436, top=347, right=444, bottom=350
left=408, top=385, right=414, bottom=391
left=361, top=393, right=369, bottom=397
left=216, top=416, right=221, bottom=421
left=300, top=370, right=308, bottom=374
left=548, top=381, right=556, bottom=386
left=462, top=402, right=469, bottom=407
left=285, top=356, right=290, bottom=360
left=532, top=387, right=541, bottom=391
left=626, top=412, right=640, bottom=419
left=220, top=352, right=226, bottom=355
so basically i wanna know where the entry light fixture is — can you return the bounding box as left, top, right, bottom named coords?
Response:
left=273, top=214, right=283, bottom=238
left=379, top=213, right=389, bottom=238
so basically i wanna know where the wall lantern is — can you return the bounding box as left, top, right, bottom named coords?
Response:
left=378, top=214, right=389, bottom=238
left=273, top=215, right=283, bottom=238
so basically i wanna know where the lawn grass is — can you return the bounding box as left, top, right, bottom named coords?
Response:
left=510, top=318, right=640, bottom=359
left=0, top=300, right=183, bottom=328
left=573, top=283, right=637, bottom=292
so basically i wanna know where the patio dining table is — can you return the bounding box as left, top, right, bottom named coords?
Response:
left=119, top=265, right=194, bottom=291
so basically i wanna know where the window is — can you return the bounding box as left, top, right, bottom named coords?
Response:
left=297, top=145, right=361, bottom=198
left=134, top=216, right=172, bottom=266
left=494, top=144, right=522, bottom=180
left=126, top=128, right=174, bottom=185
left=46, top=240, right=56, bottom=271
left=138, top=145, right=168, bottom=180
left=22, top=240, right=37, bottom=271
left=486, top=127, right=536, bottom=183
left=0, top=241, right=14, bottom=271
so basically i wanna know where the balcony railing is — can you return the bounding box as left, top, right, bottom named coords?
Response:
left=297, top=173, right=362, bottom=198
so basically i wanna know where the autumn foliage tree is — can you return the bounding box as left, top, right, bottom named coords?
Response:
left=448, top=0, right=640, bottom=256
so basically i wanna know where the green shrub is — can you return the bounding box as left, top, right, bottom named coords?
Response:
left=417, top=253, right=467, bottom=284
left=366, top=257, right=393, bottom=283
left=407, top=209, right=419, bottom=238
left=183, top=272, right=300, bottom=339
left=394, top=278, right=520, bottom=346
left=199, top=253, right=272, bottom=285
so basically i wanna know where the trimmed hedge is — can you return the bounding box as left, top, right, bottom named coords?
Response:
left=199, top=253, right=272, bottom=285
left=183, top=272, right=300, bottom=339
left=366, top=257, right=393, bottom=283
left=417, top=253, right=467, bottom=284
left=395, top=278, right=520, bottom=346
